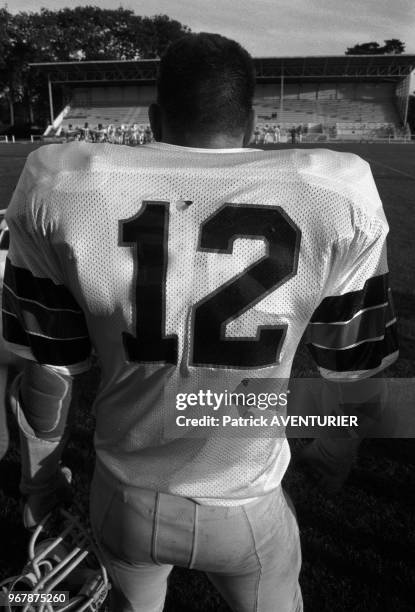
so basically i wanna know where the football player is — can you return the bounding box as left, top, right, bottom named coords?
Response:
left=3, top=33, right=398, bottom=612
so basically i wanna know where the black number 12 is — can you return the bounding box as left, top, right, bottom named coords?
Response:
left=120, top=201, right=300, bottom=369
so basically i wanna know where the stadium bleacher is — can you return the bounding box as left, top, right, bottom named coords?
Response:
left=46, top=80, right=404, bottom=144
left=250, top=81, right=401, bottom=142
left=60, top=106, right=149, bottom=129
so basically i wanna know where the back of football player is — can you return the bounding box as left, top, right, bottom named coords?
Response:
left=4, top=33, right=397, bottom=612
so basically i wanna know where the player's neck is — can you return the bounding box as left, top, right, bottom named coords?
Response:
left=160, top=132, right=246, bottom=149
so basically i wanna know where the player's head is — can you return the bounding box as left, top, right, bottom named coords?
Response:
left=149, top=32, right=256, bottom=148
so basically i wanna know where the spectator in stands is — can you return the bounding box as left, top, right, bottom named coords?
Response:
left=96, top=124, right=107, bottom=143
left=120, top=125, right=127, bottom=144
left=115, top=126, right=123, bottom=144
left=61, top=120, right=152, bottom=146
left=81, top=122, right=90, bottom=141
left=107, top=125, right=115, bottom=143
left=274, top=125, right=281, bottom=143
left=130, top=124, right=139, bottom=145
left=144, top=124, right=153, bottom=144
left=290, top=126, right=296, bottom=144
left=66, top=124, right=81, bottom=141
left=264, top=124, right=274, bottom=144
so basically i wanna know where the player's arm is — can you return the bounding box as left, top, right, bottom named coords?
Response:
left=3, top=159, right=93, bottom=526
left=301, top=297, right=396, bottom=493
left=300, top=164, right=398, bottom=492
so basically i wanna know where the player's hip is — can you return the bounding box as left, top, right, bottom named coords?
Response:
left=90, top=461, right=301, bottom=574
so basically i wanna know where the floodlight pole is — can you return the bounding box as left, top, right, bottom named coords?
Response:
left=48, top=74, right=54, bottom=126
left=280, top=63, right=284, bottom=116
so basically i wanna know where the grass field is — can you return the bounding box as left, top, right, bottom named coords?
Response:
left=0, top=142, right=414, bottom=612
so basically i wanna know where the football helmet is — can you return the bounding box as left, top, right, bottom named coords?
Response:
left=0, top=508, right=109, bottom=611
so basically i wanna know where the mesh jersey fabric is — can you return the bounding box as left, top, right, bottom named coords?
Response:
left=3, top=141, right=398, bottom=504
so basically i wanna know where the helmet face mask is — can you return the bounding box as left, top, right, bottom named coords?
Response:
left=1, top=509, right=109, bottom=611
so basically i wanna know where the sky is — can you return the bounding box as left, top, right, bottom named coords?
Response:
left=5, top=0, right=415, bottom=57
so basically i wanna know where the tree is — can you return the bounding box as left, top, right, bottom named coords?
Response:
left=0, top=6, right=191, bottom=129
left=139, top=14, right=191, bottom=58
left=346, top=41, right=381, bottom=55
left=0, top=8, right=36, bottom=127
left=346, top=39, right=405, bottom=55
left=22, top=7, right=190, bottom=62
left=382, top=39, right=406, bottom=54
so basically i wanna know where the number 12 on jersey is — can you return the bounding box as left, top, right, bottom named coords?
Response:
left=119, top=201, right=300, bottom=369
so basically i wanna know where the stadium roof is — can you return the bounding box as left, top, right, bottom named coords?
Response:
left=30, top=54, right=415, bottom=84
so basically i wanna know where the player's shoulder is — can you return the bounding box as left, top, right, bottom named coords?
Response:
left=280, top=148, right=382, bottom=219
left=257, top=148, right=385, bottom=238
left=260, top=146, right=371, bottom=192
left=25, top=141, right=151, bottom=182
left=288, top=147, right=369, bottom=182
left=9, top=143, right=115, bottom=222
left=26, top=142, right=105, bottom=175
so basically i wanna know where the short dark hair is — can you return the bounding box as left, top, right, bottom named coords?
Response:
left=157, top=33, right=255, bottom=136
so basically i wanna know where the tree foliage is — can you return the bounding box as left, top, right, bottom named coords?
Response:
left=21, top=6, right=190, bottom=61
left=346, top=39, right=405, bottom=55
left=0, top=6, right=190, bottom=128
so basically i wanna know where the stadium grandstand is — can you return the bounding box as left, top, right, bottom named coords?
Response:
left=30, top=54, right=415, bottom=144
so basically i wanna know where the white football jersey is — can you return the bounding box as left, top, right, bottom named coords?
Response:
left=3, top=142, right=398, bottom=503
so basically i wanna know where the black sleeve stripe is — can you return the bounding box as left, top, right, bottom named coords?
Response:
left=311, top=319, right=396, bottom=351
left=3, top=285, right=89, bottom=340
left=3, top=282, right=82, bottom=314
left=307, top=304, right=394, bottom=350
left=2, top=260, right=92, bottom=366
left=307, top=322, right=398, bottom=372
left=4, top=259, right=83, bottom=312
left=2, top=311, right=30, bottom=348
left=26, top=335, right=91, bottom=366
left=3, top=311, right=91, bottom=366
left=311, top=273, right=389, bottom=324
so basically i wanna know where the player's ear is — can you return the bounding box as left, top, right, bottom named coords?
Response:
left=243, top=108, right=256, bottom=147
left=149, top=103, right=162, bottom=141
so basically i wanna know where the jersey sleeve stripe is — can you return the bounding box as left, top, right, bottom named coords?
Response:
left=3, top=309, right=91, bottom=366
left=310, top=301, right=392, bottom=326
left=311, top=273, right=389, bottom=324
left=317, top=350, right=399, bottom=381
left=307, top=305, right=395, bottom=350
left=3, top=282, right=82, bottom=314
left=4, top=259, right=83, bottom=311
left=2, top=310, right=30, bottom=348
left=3, top=284, right=90, bottom=340
left=27, top=335, right=91, bottom=366
left=307, top=322, right=398, bottom=372
left=2, top=259, right=92, bottom=367
left=3, top=339, right=92, bottom=375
